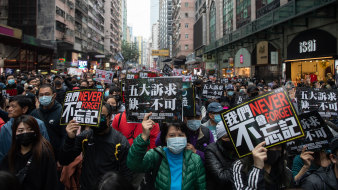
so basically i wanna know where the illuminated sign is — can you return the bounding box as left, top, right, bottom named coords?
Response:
left=79, top=60, right=87, bottom=69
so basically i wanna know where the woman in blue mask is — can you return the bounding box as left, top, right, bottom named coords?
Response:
left=127, top=113, right=206, bottom=190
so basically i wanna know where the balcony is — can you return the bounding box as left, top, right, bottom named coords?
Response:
left=204, top=0, right=336, bottom=54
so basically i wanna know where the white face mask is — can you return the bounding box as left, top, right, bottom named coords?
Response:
left=167, top=137, right=187, bottom=154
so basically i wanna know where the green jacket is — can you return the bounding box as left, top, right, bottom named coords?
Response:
left=127, top=135, right=206, bottom=190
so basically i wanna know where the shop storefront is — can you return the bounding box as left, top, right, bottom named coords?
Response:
left=218, top=51, right=234, bottom=78
left=203, top=53, right=217, bottom=75
left=285, top=29, right=337, bottom=83
left=235, top=48, right=251, bottom=77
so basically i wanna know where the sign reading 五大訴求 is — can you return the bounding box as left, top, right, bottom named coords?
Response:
left=125, top=77, right=182, bottom=122
left=221, top=88, right=304, bottom=158
left=287, top=111, right=333, bottom=155
left=61, top=89, right=104, bottom=127
left=296, top=87, right=338, bottom=119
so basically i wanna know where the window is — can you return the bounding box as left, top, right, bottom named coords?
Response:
left=236, top=0, right=251, bottom=28
left=56, top=6, right=65, bottom=18
left=185, top=44, right=188, bottom=50
left=185, top=34, right=189, bottom=38
left=56, top=21, right=66, bottom=32
left=185, top=23, right=189, bottom=28
left=185, top=13, right=188, bottom=17
left=185, top=2, right=189, bottom=7
left=209, top=1, right=216, bottom=42
left=223, top=0, right=233, bottom=35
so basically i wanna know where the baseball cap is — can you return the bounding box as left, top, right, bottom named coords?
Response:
left=207, top=102, right=223, bottom=113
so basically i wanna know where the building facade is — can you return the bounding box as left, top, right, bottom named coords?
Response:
left=159, top=0, right=173, bottom=68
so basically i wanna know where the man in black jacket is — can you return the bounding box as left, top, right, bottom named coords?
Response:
left=205, top=121, right=238, bottom=190
left=59, top=103, right=133, bottom=190
left=301, top=137, right=338, bottom=189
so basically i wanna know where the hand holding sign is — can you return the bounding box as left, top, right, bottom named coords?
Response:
left=66, top=120, right=80, bottom=139
left=141, top=112, right=155, bottom=141
left=300, top=146, right=314, bottom=169
left=252, top=141, right=267, bottom=169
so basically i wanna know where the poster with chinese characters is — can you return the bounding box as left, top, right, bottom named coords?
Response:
left=287, top=111, right=333, bottom=155
left=126, top=73, right=139, bottom=79
left=163, top=64, right=173, bottom=75
left=221, top=88, right=304, bottom=158
left=202, top=83, right=225, bottom=99
left=183, top=88, right=196, bottom=117
left=220, top=78, right=229, bottom=84
left=60, top=89, right=104, bottom=127
left=96, top=69, right=114, bottom=84
left=234, top=93, right=249, bottom=105
left=125, top=77, right=183, bottom=122
left=296, top=88, right=338, bottom=119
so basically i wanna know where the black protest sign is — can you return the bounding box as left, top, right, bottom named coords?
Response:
left=126, top=73, right=139, bottom=79
left=125, top=77, right=183, bottom=122
left=287, top=111, right=333, bottom=155
left=235, top=93, right=249, bottom=105
left=183, top=88, right=196, bottom=117
left=221, top=88, right=304, bottom=158
left=220, top=78, right=229, bottom=84
left=163, top=64, right=173, bottom=75
left=202, top=83, right=225, bottom=99
left=296, top=87, right=338, bottom=119
left=61, top=89, right=104, bottom=127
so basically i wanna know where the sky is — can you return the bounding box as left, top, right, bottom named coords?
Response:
left=127, top=0, right=151, bottom=39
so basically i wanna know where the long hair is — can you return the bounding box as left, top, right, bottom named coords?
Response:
left=8, top=115, right=53, bottom=172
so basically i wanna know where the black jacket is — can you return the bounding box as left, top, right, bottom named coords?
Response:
left=59, top=128, right=133, bottom=190
left=300, top=164, right=338, bottom=190
left=0, top=149, right=58, bottom=190
left=55, top=88, right=66, bottom=105
left=30, top=101, right=65, bottom=160
left=205, top=140, right=237, bottom=190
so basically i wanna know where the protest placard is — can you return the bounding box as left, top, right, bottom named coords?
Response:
left=163, top=64, right=173, bottom=75
left=221, top=88, right=304, bottom=158
left=287, top=111, right=333, bottom=155
left=126, top=73, right=139, bottom=79
left=296, top=87, right=338, bottom=119
left=60, top=89, right=104, bottom=126
left=125, top=77, right=183, bottom=122
left=202, top=83, right=225, bottom=99
left=220, top=78, right=229, bottom=84
left=67, top=68, right=82, bottom=76
left=2, top=89, right=18, bottom=98
left=96, top=69, right=114, bottom=84
left=183, top=88, right=196, bottom=117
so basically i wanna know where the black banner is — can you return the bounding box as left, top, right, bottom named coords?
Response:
left=202, top=83, right=225, bottom=99
left=163, top=64, right=173, bottom=75
left=183, top=88, right=196, bottom=117
left=61, top=89, right=104, bottom=127
left=235, top=93, right=249, bottom=105
left=125, top=77, right=183, bottom=122
left=221, top=88, right=304, bottom=158
left=296, top=87, right=338, bottom=119
left=287, top=111, right=333, bottom=155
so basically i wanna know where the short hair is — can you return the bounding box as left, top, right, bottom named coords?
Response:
left=9, top=95, right=34, bottom=114
left=160, top=122, right=188, bottom=146
left=39, top=84, right=55, bottom=93
left=98, top=172, right=134, bottom=190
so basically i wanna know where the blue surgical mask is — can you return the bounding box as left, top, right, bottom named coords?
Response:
left=8, top=79, right=15, bottom=85
left=77, top=77, right=81, bottom=80
left=104, top=91, right=109, bottom=97
left=187, top=119, right=201, bottom=131
left=167, top=137, right=187, bottom=154
left=39, top=96, right=53, bottom=106
left=96, top=85, right=103, bottom=89
left=227, top=91, right=234, bottom=96
left=214, top=114, right=222, bottom=123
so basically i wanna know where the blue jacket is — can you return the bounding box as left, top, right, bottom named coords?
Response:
left=0, top=117, right=50, bottom=162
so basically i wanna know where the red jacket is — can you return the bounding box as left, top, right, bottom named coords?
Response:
left=112, top=112, right=160, bottom=149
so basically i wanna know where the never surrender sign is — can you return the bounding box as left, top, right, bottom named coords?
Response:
left=125, top=77, right=182, bottom=122
left=61, top=89, right=104, bottom=126
left=296, top=87, right=338, bottom=118
left=221, top=88, right=304, bottom=158
left=287, top=111, right=333, bottom=155
left=202, top=83, right=225, bottom=99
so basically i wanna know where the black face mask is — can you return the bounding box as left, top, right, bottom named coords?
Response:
left=16, top=132, right=37, bottom=146
left=265, top=150, right=282, bottom=165
left=250, top=92, right=259, bottom=97
left=92, top=115, right=109, bottom=134
left=54, top=80, right=62, bottom=86
left=222, top=140, right=234, bottom=150
left=111, top=106, right=118, bottom=112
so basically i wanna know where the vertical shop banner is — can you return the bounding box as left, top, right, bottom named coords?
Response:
left=96, top=69, right=114, bottom=84
left=296, top=87, right=338, bottom=119
left=221, top=88, right=304, bottom=158
left=202, top=83, right=225, bottom=99
left=163, top=64, right=173, bottom=75
left=287, top=111, right=333, bottom=155
left=125, top=77, right=183, bottom=122
left=257, top=41, right=269, bottom=65
left=61, top=89, right=104, bottom=126
left=120, top=81, right=126, bottom=103
left=183, top=88, right=196, bottom=117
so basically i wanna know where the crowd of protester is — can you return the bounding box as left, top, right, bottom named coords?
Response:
left=0, top=71, right=337, bottom=190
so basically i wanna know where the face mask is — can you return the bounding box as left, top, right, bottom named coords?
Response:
left=77, top=77, right=81, bottom=80
left=8, top=79, right=15, bottom=85
left=111, top=106, right=117, bottom=112
left=96, top=85, right=103, bottom=89
left=227, top=91, right=234, bottom=96
left=104, top=91, right=110, bottom=97
left=265, top=150, right=281, bottom=165
left=221, top=140, right=234, bottom=151
left=167, top=137, right=187, bottom=154
left=39, top=96, right=53, bottom=106
left=21, top=80, right=26, bottom=85
left=239, top=89, right=245, bottom=93
left=54, top=80, right=62, bottom=86
left=92, top=115, right=109, bottom=134
left=214, top=114, right=222, bottom=123
left=16, top=132, right=37, bottom=146
left=187, top=120, right=201, bottom=131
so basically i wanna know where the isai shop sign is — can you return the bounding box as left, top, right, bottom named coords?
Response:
left=299, top=39, right=316, bottom=54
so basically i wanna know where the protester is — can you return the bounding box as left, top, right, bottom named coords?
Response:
left=0, top=95, right=49, bottom=162
left=201, top=102, right=223, bottom=140
left=0, top=115, right=58, bottom=190
left=59, top=103, right=133, bottom=190
left=127, top=113, right=206, bottom=190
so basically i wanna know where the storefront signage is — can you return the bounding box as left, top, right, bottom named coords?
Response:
left=235, top=48, right=251, bottom=67
left=78, top=60, right=87, bottom=69
left=240, top=54, right=244, bottom=64
left=257, top=41, right=269, bottom=65
left=287, top=29, right=336, bottom=60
